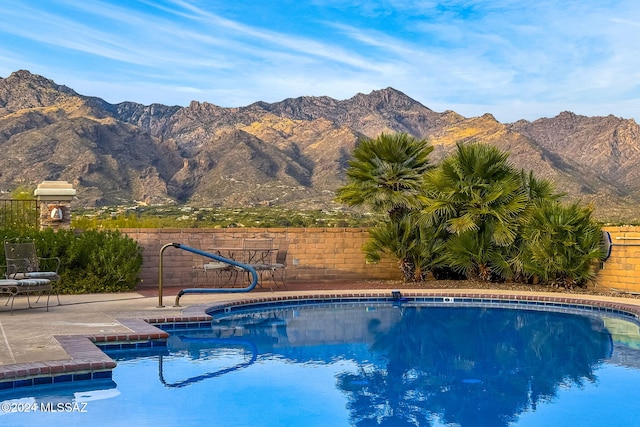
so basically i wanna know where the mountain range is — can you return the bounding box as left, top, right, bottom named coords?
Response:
left=1, top=70, right=639, bottom=222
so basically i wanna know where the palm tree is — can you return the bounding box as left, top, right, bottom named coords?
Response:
left=419, top=143, right=529, bottom=280
left=444, top=228, right=513, bottom=281
left=521, top=200, right=604, bottom=288
left=336, top=133, right=435, bottom=280
left=508, top=171, right=563, bottom=281
left=518, top=170, right=562, bottom=203
left=335, top=132, right=433, bottom=219
left=363, top=213, right=446, bottom=281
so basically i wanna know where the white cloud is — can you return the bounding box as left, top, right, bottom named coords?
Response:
left=0, top=0, right=639, bottom=122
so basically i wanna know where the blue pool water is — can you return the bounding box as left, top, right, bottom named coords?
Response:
left=2, top=300, right=640, bottom=426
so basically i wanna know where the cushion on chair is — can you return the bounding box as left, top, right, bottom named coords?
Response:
left=204, top=262, right=229, bottom=271
left=8, top=271, right=58, bottom=280
left=17, top=278, right=51, bottom=286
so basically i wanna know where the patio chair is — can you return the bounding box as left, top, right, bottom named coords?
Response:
left=0, top=264, right=52, bottom=314
left=4, top=239, right=61, bottom=306
left=191, top=238, right=237, bottom=287
left=270, top=248, right=288, bottom=289
left=193, top=261, right=232, bottom=287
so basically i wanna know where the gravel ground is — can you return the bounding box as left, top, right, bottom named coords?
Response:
left=358, top=279, right=640, bottom=299
left=243, top=278, right=640, bottom=300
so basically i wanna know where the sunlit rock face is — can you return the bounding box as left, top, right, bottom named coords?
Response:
left=1, top=70, right=639, bottom=220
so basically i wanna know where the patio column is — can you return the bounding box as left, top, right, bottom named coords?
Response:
left=34, top=180, right=76, bottom=230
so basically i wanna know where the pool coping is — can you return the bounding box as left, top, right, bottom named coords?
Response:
left=2, top=290, right=640, bottom=391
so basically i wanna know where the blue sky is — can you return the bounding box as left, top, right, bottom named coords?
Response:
left=1, top=0, right=639, bottom=123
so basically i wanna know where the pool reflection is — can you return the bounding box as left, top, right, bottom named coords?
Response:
left=336, top=306, right=614, bottom=427
left=108, top=303, right=634, bottom=427
left=157, top=338, right=257, bottom=388
left=205, top=304, right=617, bottom=427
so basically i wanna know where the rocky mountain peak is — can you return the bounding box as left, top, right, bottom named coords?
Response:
left=1, top=70, right=640, bottom=221
left=349, top=87, right=427, bottom=110
left=0, top=70, right=78, bottom=113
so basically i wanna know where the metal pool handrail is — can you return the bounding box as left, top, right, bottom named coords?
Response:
left=158, top=242, right=258, bottom=308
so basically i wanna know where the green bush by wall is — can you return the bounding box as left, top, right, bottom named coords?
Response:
left=1, top=227, right=143, bottom=293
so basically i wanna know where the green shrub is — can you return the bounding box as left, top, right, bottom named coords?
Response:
left=520, top=201, right=604, bottom=288
left=0, top=227, right=143, bottom=294
left=63, top=229, right=143, bottom=293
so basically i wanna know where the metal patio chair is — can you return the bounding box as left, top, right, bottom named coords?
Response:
left=269, top=247, right=288, bottom=289
left=190, top=237, right=241, bottom=288
left=193, top=259, right=233, bottom=287
left=4, top=238, right=61, bottom=306
left=0, top=275, right=52, bottom=314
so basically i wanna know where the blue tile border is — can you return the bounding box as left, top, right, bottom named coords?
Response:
left=0, top=370, right=112, bottom=391
left=96, top=340, right=167, bottom=352
left=204, top=293, right=640, bottom=324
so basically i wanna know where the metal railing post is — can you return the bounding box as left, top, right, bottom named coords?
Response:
left=158, top=242, right=180, bottom=307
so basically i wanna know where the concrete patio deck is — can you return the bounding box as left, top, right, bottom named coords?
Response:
left=2, top=285, right=640, bottom=389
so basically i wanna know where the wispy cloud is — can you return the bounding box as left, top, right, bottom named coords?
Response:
left=1, top=0, right=639, bottom=122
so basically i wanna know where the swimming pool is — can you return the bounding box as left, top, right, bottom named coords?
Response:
left=2, top=297, right=640, bottom=426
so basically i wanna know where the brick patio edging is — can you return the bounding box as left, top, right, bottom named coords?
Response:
left=1, top=291, right=639, bottom=391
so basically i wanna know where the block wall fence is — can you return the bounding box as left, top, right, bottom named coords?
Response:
left=119, top=228, right=402, bottom=288
left=596, top=226, right=640, bottom=294
left=119, top=226, right=640, bottom=293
